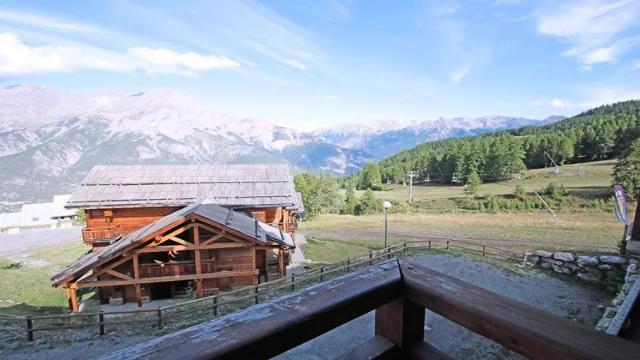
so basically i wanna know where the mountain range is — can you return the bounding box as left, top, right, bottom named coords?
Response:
left=0, top=84, right=562, bottom=209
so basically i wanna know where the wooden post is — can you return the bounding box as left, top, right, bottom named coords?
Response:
left=320, top=266, right=324, bottom=281
left=99, top=311, right=105, bottom=335
left=194, top=224, right=203, bottom=298
left=428, top=240, right=431, bottom=250
left=482, top=245, right=486, bottom=257
left=254, top=285, right=260, bottom=304
left=67, top=287, right=79, bottom=313
left=403, top=242, right=407, bottom=254
left=213, top=296, right=218, bottom=317
left=278, top=248, right=286, bottom=277
left=631, top=198, right=640, bottom=241
left=375, top=298, right=425, bottom=349
left=133, top=255, right=142, bottom=308
left=291, top=273, right=296, bottom=291
left=522, top=252, right=529, bottom=268
left=26, top=316, right=33, bottom=342
left=347, top=258, right=351, bottom=272
left=369, top=251, right=373, bottom=265
left=157, top=309, right=163, bottom=329
left=446, top=240, right=450, bottom=250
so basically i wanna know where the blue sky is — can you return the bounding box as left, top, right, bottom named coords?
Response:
left=1, top=0, right=640, bottom=130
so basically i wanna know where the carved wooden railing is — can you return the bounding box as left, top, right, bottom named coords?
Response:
left=81, top=224, right=121, bottom=244
left=106, top=259, right=640, bottom=360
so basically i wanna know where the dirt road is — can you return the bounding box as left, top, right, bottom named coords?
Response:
left=0, top=227, right=82, bottom=257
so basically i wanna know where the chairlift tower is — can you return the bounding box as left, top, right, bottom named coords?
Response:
left=544, top=151, right=560, bottom=174
left=407, top=171, right=417, bottom=204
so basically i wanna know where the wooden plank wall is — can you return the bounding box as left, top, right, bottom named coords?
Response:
left=86, top=206, right=183, bottom=236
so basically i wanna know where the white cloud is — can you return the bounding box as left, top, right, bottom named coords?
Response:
left=549, top=98, right=570, bottom=108
left=450, top=65, right=470, bottom=85
left=128, top=47, right=239, bottom=72
left=0, top=33, right=240, bottom=77
left=0, top=8, right=107, bottom=33
left=535, top=0, right=640, bottom=65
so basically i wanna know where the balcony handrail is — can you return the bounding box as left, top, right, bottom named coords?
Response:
left=104, top=259, right=640, bottom=360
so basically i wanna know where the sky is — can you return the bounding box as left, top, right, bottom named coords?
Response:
left=1, top=0, right=640, bottom=130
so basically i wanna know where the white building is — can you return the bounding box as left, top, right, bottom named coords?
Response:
left=0, top=195, right=77, bottom=233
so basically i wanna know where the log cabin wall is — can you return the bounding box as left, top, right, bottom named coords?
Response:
left=83, top=206, right=183, bottom=247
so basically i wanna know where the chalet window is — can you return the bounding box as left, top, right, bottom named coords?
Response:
left=32, top=216, right=39, bottom=222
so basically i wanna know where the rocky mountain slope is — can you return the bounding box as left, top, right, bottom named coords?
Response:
left=0, top=85, right=373, bottom=208
left=0, top=84, right=559, bottom=208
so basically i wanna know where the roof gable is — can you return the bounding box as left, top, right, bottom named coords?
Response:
left=52, top=203, right=294, bottom=286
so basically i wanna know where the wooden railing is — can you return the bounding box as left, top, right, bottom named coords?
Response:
left=81, top=225, right=121, bottom=244
left=105, top=259, right=640, bottom=360
left=0, top=239, right=631, bottom=348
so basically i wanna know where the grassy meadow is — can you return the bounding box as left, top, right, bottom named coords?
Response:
left=0, top=243, right=89, bottom=315
left=302, top=160, right=626, bottom=264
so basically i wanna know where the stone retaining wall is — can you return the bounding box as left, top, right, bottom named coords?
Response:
left=528, top=250, right=639, bottom=333
left=528, top=250, right=635, bottom=291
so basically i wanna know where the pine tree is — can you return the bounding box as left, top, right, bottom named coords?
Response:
left=465, top=169, right=481, bottom=195
left=358, top=163, right=382, bottom=190
left=342, top=187, right=358, bottom=214
left=614, top=138, right=640, bottom=197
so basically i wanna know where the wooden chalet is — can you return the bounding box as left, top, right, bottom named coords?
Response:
left=52, top=203, right=295, bottom=312
left=65, top=164, right=302, bottom=249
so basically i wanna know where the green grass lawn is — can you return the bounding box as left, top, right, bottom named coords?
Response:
left=303, top=160, right=624, bottom=264
left=0, top=243, right=89, bottom=315
left=358, top=160, right=616, bottom=202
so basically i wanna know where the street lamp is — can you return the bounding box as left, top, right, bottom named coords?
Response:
left=383, top=201, right=392, bottom=248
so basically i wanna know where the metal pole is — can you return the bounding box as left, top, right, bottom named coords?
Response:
left=407, top=171, right=417, bottom=204
left=384, top=208, right=388, bottom=248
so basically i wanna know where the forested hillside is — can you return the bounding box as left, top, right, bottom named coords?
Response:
left=364, top=100, right=640, bottom=186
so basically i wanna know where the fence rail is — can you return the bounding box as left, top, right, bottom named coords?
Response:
left=0, top=239, right=532, bottom=343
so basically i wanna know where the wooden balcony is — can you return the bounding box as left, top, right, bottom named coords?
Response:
left=139, top=260, right=215, bottom=278
left=82, top=225, right=121, bottom=245
left=112, top=259, right=640, bottom=359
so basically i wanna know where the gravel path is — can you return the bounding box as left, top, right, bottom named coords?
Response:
left=0, top=227, right=82, bottom=257
left=276, top=254, right=610, bottom=359
left=1, top=253, right=611, bottom=359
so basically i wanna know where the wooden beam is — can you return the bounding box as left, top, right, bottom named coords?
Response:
left=104, top=269, right=133, bottom=281
left=129, top=242, right=250, bottom=255
left=194, top=224, right=203, bottom=298
left=96, top=255, right=133, bottom=275
left=400, top=260, right=640, bottom=360
left=375, top=298, right=424, bottom=349
left=200, top=231, right=226, bottom=247
left=166, top=236, right=194, bottom=248
left=150, top=224, right=195, bottom=248
left=75, top=270, right=260, bottom=288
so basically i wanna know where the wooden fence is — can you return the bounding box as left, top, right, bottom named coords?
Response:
left=0, top=239, right=528, bottom=343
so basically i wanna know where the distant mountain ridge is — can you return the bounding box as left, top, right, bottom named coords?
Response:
left=0, top=84, right=561, bottom=208
left=313, top=115, right=565, bottom=158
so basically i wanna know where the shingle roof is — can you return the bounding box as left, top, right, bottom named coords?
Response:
left=66, top=164, right=300, bottom=209
left=51, top=203, right=294, bottom=286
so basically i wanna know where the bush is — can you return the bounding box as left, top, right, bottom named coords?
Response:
left=388, top=201, right=412, bottom=214
left=355, top=189, right=383, bottom=215
left=514, top=184, right=525, bottom=199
